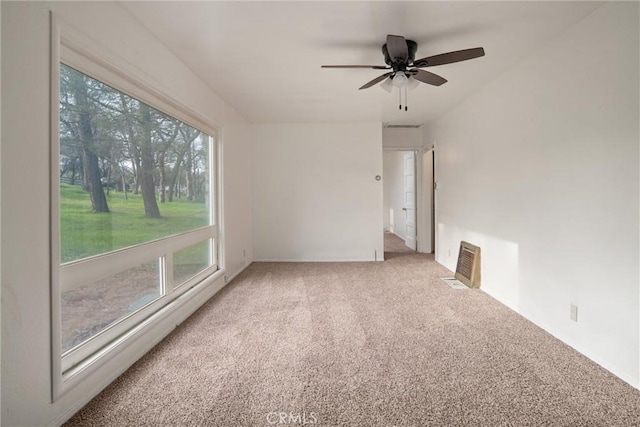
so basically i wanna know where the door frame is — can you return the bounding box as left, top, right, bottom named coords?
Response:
left=383, top=147, right=422, bottom=253
left=417, top=145, right=435, bottom=255
left=383, top=144, right=437, bottom=255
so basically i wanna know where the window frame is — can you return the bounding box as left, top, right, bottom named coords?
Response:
left=51, top=18, right=224, bottom=400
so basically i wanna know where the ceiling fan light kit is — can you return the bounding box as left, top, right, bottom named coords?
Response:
left=392, top=73, right=408, bottom=87
left=322, top=34, right=485, bottom=112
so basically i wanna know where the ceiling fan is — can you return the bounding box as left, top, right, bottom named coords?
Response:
left=321, top=34, right=485, bottom=110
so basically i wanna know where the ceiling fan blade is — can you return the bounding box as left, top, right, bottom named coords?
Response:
left=413, top=47, right=485, bottom=67
left=321, top=65, right=390, bottom=69
left=411, top=69, right=447, bottom=86
left=359, top=72, right=392, bottom=90
left=386, top=34, right=408, bottom=62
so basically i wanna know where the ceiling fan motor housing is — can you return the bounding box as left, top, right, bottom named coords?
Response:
left=382, top=39, right=417, bottom=69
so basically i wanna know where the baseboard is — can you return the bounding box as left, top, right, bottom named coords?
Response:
left=480, top=283, right=639, bottom=390
left=225, top=262, right=251, bottom=283
left=503, top=297, right=640, bottom=390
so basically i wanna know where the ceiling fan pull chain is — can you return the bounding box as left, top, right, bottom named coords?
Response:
left=398, top=86, right=402, bottom=110
left=405, top=85, right=408, bottom=111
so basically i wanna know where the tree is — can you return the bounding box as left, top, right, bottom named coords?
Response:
left=117, top=93, right=142, bottom=195
left=63, top=67, right=110, bottom=213
left=139, top=104, right=162, bottom=218
left=167, top=125, right=199, bottom=202
left=154, top=114, right=180, bottom=203
left=59, top=64, right=209, bottom=221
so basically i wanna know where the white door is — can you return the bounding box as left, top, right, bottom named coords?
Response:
left=403, top=152, right=417, bottom=250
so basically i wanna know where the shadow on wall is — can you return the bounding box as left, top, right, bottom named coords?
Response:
left=437, top=222, right=520, bottom=311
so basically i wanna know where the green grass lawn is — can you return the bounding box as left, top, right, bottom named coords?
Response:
left=61, top=184, right=209, bottom=263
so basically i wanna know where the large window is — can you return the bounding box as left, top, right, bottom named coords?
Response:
left=56, top=63, right=218, bottom=373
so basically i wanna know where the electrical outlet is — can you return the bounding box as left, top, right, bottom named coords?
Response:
left=448, top=249, right=451, bottom=257
left=243, top=249, right=246, bottom=258
left=570, top=304, right=578, bottom=322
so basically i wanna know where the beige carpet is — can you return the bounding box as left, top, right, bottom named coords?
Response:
left=66, top=254, right=640, bottom=426
left=384, top=231, right=415, bottom=255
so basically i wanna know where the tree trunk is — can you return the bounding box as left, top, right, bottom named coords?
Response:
left=82, top=159, right=90, bottom=192
left=139, top=104, right=161, bottom=218
left=119, top=93, right=140, bottom=196
left=167, top=164, right=179, bottom=202
left=70, top=164, right=77, bottom=186
left=131, top=155, right=141, bottom=194
left=167, top=180, right=174, bottom=202
left=82, top=148, right=109, bottom=212
left=120, top=168, right=128, bottom=200
left=186, top=141, right=194, bottom=201
left=159, top=152, right=166, bottom=203
left=105, top=163, right=111, bottom=196
left=167, top=156, right=185, bottom=203
left=73, top=73, right=109, bottom=213
left=177, top=172, right=181, bottom=199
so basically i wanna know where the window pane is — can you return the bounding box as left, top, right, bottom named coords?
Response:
left=173, top=240, right=212, bottom=288
left=61, top=261, right=161, bottom=353
left=59, top=64, right=210, bottom=264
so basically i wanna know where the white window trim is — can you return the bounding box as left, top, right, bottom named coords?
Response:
left=60, top=228, right=218, bottom=373
left=50, top=14, right=225, bottom=400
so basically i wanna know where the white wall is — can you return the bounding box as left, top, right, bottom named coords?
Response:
left=253, top=123, right=383, bottom=262
left=383, top=151, right=410, bottom=238
left=425, top=2, right=639, bottom=387
left=382, top=127, right=422, bottom=149
left=1, top=2, right=253, bottom=425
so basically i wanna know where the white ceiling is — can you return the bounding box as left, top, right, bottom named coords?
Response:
left=121, top=1, right=603, bottom=126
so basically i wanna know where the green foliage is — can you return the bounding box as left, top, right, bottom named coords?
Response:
left=60, top=64, right=210, bottom=216
left=60, top=184, right=208, bottom=263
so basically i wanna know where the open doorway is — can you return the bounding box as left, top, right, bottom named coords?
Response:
left=383, top=147, right=436, bottom=259
left=383, top=150, right=417, bottom=257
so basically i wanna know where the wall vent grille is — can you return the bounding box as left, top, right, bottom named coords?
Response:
left=455, top=241, right=481, bottom=288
